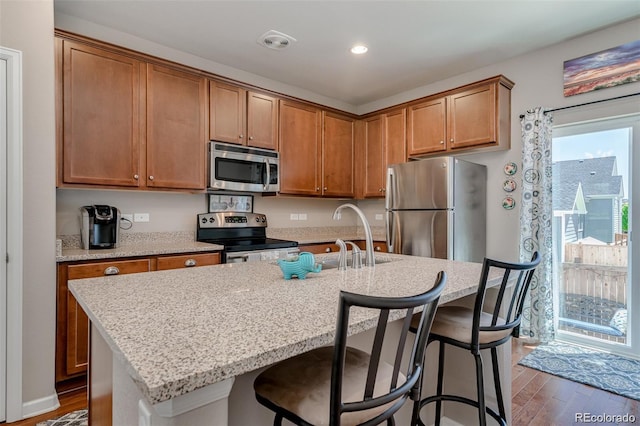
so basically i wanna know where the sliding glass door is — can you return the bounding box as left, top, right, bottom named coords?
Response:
left=552, top=114, right=638, bottom=359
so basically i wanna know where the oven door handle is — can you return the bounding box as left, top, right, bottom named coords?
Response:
left=264, top=158, right=271, bottom=191
left=226, top=253, right=250, bottom=263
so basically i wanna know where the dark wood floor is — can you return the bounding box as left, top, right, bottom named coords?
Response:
left=511, top=340, right=639, bottom=426
left=3, top=340, right=639, bottom=425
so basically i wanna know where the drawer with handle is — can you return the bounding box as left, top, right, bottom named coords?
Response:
left=156, top=252, right=221, bottom=270
left=67, top=258, right=152, bottom=279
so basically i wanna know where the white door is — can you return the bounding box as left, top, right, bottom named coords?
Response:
left=552, top=114, right=639, bottom=359
left=1, top=49, right=8, bottom=423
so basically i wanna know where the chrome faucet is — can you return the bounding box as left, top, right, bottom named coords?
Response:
left=335, top=239, right=348, bottom=271
left=332, top=203, right=375, bottom=267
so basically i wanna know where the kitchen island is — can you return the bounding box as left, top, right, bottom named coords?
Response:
left=70, top=253, right=511, bottom=425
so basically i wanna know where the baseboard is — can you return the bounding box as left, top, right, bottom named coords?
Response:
left=21, top=392, right=60, bottom=420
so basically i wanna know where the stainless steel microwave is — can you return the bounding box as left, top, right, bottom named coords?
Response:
left=209, top=141, right=280, bottom=193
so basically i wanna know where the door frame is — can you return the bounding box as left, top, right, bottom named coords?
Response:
left=1, top=46, right=24, bottom=422
left=552, top=112, right=639, bottom=360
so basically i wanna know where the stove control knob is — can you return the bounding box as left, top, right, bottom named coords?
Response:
left=255, top=217, right=260, bottom=223
left=209, top=217, right=215, bottom=223
left=201, top=218, right=207, bottom=224
left=261, top=217, right=266, bottom=223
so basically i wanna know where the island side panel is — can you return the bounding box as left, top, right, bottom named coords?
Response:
left=89, top=323, right=113, bottom=425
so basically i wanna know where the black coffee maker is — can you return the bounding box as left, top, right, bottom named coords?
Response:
left=80, top=205, right=121, bottom=249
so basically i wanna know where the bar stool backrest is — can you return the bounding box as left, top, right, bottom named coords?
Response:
left=471, top=252, right=541, bottom=351
left=330, top=271, right=447, bottom=426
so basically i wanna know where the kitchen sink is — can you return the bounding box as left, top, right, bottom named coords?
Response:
left=320, top=256, right=395, bottom=270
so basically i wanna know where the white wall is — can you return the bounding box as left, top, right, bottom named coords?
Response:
left=0, top=0, right=58, bottom=416
left=56, top=190, right=381, bottom=235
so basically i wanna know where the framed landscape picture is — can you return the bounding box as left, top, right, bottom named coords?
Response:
left=563, top=40, right=640, bottom=97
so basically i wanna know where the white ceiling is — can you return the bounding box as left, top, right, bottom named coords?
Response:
left=54, top=1, right=640, bottom=107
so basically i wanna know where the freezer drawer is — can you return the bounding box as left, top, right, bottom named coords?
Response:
left=387, top=210, right=450, bottom=259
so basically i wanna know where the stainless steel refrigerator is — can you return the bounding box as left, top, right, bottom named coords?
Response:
left=385, top=157, right=486, bottom=262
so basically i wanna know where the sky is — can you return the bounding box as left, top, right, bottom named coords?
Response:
left=552, top=127, right=630, bottom=199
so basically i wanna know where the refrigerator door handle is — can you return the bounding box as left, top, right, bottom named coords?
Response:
left=385, top=167, right=394, bottom=210
left=386, top=210, right=395, bottom=253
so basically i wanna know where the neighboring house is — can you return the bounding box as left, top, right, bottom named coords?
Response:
left=553, top=157, right=624, bottom=251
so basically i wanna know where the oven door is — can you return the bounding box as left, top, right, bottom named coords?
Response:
left=209, top=142, right=279, bottom=192
left=225, top=247, right=299, bottom=264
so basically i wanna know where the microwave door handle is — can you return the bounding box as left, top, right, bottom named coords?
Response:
left=264, top=158, right=270, bottom=191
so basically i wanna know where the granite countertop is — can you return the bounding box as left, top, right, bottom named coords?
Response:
left=69, top=253, right=484, bottom=406
left=56, top=227, right=385, bottom=262
left=56, top=231, right=222, bottom=262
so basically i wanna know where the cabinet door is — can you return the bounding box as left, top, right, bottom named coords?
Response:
left=279, top=100, right=322, bottom=195
left=322, top=112, right=355, bottom=197
left=156, top=252, right=221, bottom=270
left=62, top=41, right=142, bottom=187
left=60, top=259, right=151, bottom=379
left=384, top=108, right=407, bottom=168
left=362, top=115, right=385, bottom=198
left=448, top=83, right=496, bottom=150
left=247, top=91, right=278, bottom=150
left=407, top=98, right=447, bottom=156
left=146, top=64, right=207, bottom=189
left=209, top=81, right=246, bottom=145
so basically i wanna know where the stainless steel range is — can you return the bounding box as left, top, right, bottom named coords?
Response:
left=196, top=212, right=298, bottom=263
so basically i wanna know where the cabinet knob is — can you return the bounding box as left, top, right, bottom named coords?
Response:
left=375, top=246, right=382, bottom=251
left=104, top=266, right=120, bottom=276
left=239, top=134, right=244, bottom=139
left=325, top=247, right=332, bottom=253
left=184, top=259, right=197, bottom=267
left=316, top=187, right=320, bottom=191
left=149, top=176, right=154, bottom=181
left=134, top=174, right=139, bottom=180
left=324, top=187, right=328, bottom=191
left=450, top=138, right=454, bottom=142
left=379, top=188, right=383, bottom=192
left=440, top=141, right=444, bottom=144
left=249, top=136, right=254, bottom=140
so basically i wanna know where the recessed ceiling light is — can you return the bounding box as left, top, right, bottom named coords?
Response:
left=350, top=45, right=368, bottom=55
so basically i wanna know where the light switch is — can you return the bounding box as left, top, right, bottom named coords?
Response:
left=375, top=214, right=384, bottom=221
left=290, top=213, right=299, bottom=220
left=299, top=213, right=307, bottom=220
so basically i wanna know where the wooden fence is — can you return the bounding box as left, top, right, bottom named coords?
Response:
left=559, top=243, right=628, bottom=343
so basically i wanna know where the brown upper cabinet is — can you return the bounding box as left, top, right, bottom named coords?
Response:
left=407, top=75, right=513, bottom=158
left=58, top=40, right=208, bottom=190
left=61, top=40, right=143, bottom=187
left=146, top=64, right=207, bottom=189
left=278, top=100, right=322, bottom=195
left=322, top=111, right=355, bottom=197
left=359, top=108, right=406, bottom=198
left=279, top=100, right=355, bottom=197
left=209, top=81, right=278, bottom=150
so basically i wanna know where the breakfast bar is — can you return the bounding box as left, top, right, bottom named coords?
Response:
left=70, top=253, right=511, bottom=425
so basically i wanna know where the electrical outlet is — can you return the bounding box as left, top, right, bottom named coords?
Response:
left=290, top=213, right=299, bottom=221
left=375, top=214, right=384, bottom=221
left=122, top=213, right=134, bottom=222
left=134, top=213, right=150, bottom=222
left=299, top=213, right=307, bottom=220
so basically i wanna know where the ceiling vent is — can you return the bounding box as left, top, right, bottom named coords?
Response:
left=257, top=30, right=297, bottom=50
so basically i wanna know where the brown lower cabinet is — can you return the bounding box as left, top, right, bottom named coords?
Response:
left=299, top=240, right=388, bottom=254
left=55, top=251, right=221, bottom=386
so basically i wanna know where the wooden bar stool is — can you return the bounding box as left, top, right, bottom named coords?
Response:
left=254, top=272, right=447, bottom=426
left=412, top=253, right=540, bottom=426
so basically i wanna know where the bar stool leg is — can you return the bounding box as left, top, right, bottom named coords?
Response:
left=274, top=413, right=283, bottom=426
left=474, top=353, right=487, bottom=426
left=434, top=342, right=446, bottom=426
left=491, top=347, right=507, bottom=420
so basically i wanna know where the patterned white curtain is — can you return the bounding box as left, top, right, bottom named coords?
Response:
left=519, top=107, right=554, bottom=343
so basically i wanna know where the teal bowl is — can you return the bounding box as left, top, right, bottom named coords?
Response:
left=278, top=252, right=322, bottom=280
